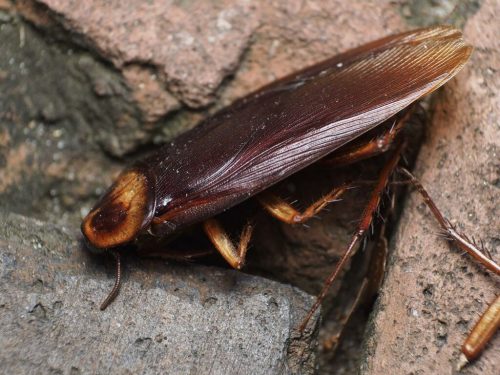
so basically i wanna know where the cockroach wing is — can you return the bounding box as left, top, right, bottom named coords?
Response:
left=141, top=26, right=472, bottom=234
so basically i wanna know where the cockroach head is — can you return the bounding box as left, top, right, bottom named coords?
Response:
left=81, top=167, right=156, bottom=250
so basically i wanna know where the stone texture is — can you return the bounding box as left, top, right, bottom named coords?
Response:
left=361, top=1, right=500, bottom=374
left=22, top=0, right=261, bottom=109
left=0, top=211, right=319, bottom=375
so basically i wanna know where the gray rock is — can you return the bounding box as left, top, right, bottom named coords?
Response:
left=0, top=212, right=319, bottom=375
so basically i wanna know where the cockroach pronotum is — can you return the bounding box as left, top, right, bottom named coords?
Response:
left=81, top=25, right=499, bottom=365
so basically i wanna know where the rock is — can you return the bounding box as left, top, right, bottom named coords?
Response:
left=0, top=211, right=319, bottom=375
left=28, top=0, right=260, bottom=109
left=361, top=1, right=500, bottom=374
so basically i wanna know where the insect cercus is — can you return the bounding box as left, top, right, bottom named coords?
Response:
left=81, top=25, right=499, bottom=366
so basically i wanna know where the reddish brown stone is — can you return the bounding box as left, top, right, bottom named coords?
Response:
left=33, top=0, right=261, bottom=109
left=362, top=1, right=500, bottom=374
left=123, top=65, right=180, bottom=123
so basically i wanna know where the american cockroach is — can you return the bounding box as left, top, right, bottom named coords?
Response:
left=81, top=25, right=499, bottom=363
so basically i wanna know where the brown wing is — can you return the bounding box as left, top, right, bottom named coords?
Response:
left=145, top=25, right=472, bottom=233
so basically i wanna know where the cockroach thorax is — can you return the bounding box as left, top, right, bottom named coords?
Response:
left=81, top=168, right=156, bottom=249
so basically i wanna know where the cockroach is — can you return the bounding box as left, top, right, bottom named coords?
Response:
left=81, top=25, right=499, bottom=363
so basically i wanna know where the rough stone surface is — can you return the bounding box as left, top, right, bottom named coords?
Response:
left=361, top=1, right=500, bottom=374
left=0, top=211, right=319, bottom=375
left=32, top=0, right=260, bottom=109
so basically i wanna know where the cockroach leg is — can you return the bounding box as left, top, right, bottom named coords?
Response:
left=140, top=248, right=215, bottom=262
left=202, top=218, right=254, bottom=270
left=363, top=226, right=390, bottom=303
left=323, top=222, right=390, bottom=352
left=397, top=167, right=500, bottom=275
left=393, top=168, right=500, bottom=365
left=257, top=184, right=350, bottom=224
left=99, top=250, right=122, bottom=311
left=299, top=142, right=404, bottom=331
left=458, top=295, right=500, bottom=370
left=321, top=110, right=409, bottom=168
left=322, top=278, right=369, bottom=352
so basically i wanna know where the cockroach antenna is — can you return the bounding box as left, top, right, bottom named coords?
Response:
left=99, top=250, right=122, bottom=311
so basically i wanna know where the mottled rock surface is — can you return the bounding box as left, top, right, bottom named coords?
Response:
left=362, top=1, right=500, bottom=374
left=0, top=211, right=318, bottom=374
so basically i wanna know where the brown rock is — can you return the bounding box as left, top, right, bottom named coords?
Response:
left=362, top=1, right=500, bottom=374
left=123, top=65, right=181, bottom=123
left=31, top=0, right=261, bottom=108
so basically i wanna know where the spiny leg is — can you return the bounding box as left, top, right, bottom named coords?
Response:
left=257, top=183, right=350, bottom=224
left=322, top=278, right=369, bottom=352
left=258, top=113, right=412, bottom=226
left=397, top=167, right=500, bottom=275
left=203, top=218, right=254, bottom=270
left=321, top=110, right=409, bottom=167
left=323, top=223, right=390, bottom=352
left=395, top=168, right=500, bottom=366
left=299, top=141, right=404, bottom=331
